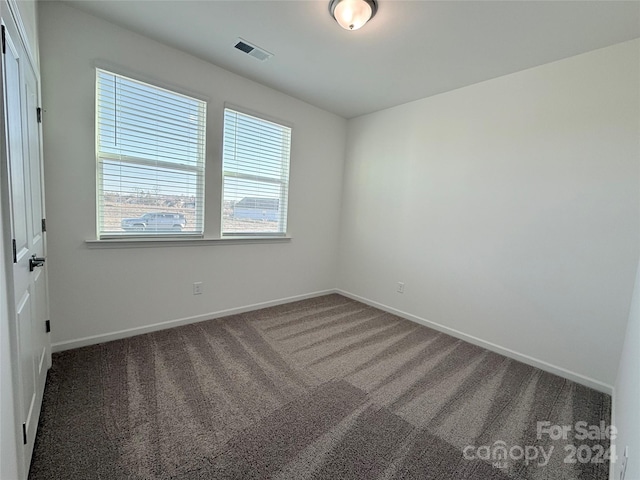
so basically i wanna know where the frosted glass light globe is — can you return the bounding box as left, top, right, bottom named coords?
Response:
left=332, top=0, right=375, bottom=30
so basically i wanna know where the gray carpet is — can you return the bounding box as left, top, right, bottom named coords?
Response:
left=29, top=294, right=611, bottom=479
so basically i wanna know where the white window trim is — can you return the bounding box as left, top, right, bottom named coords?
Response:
left=221, top=103, right=293, bottom=237
left=95, top=68, right=207, bottom=239
left=85, top=236, right=292, bottom=249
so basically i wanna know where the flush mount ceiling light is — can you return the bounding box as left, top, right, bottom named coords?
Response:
left=329, top=0, right=378, bottom=31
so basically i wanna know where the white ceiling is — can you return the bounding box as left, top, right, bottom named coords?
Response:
left=64, top=0, right=640, bottom=118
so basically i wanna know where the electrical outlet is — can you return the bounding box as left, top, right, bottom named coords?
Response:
left=397, top=282, right=405, bottom=294
left=193, top=282, right=203, bottom=295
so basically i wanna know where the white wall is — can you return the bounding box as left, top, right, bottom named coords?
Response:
left=613, top=259, right=640, bottom=480
left=338, top=39, right=640, bottom=389
left=38, top=2, right=347, bottom=348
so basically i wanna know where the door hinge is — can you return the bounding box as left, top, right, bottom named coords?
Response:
left=42, top=218, right=46, bottom=232
left=22, top=423, right=27, bottom=445
left=36, top=107, right=42, bottom=124
left=12, top=239, right=17, bottom=263
left=45, top=320, right=51, bottom=333
left=1, top=25, right=6, bottom=55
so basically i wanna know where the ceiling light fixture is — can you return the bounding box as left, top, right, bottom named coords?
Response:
left=329, top=0, right=378, bottom=31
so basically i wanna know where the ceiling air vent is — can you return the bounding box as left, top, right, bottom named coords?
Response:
left=234, top=38, right=273, bottom=62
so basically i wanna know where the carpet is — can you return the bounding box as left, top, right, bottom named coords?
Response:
left=29, top=294, right=612, bottom=479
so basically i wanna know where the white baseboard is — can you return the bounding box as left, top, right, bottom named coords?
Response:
left=53, top=287, right=614, bottom=395
left=51, top=289, right=335, bottom=353
left=336, top=289, right=614, bottom=395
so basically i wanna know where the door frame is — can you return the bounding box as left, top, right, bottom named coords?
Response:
left=0, top=29, right=21, bottom=480
left=0, top=1, right=50, bottom=478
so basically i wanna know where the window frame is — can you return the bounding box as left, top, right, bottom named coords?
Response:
left=220, top=104, right=292, bottom=238
left=95, top=68, right=207, bottom=240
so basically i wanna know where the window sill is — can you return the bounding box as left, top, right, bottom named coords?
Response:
left=85, top=236, right=292, bottom=249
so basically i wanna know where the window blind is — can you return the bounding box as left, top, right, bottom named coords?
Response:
left=222, top=108, right=291, bottom=235
left=96, top=69, right=206, bottom=237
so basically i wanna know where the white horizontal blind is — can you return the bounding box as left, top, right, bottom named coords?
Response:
left=222, top=108, right=291, bottom=235
left=96, top=69, right=206, bottom=237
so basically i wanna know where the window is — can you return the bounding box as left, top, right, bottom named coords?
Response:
left=96, top=69, right=206, bottom=237
left=222, top=108, right=291, bottom=236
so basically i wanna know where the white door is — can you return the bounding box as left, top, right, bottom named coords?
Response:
left=2, top=15, right=51, bottom=476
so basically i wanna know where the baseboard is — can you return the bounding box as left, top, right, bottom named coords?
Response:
left=53, top=287, right=614, bottom=395
left=51, top=289, right=335, bottom=353
left=336, top=289, right=614, bottom=395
